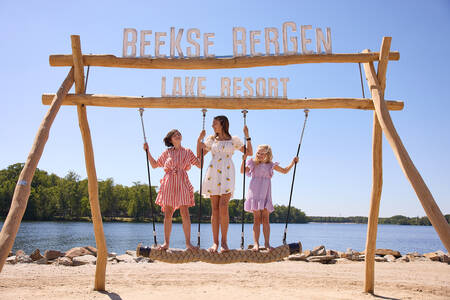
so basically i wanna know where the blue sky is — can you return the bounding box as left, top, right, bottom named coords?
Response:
left=0, top=0, right=449, bottom=218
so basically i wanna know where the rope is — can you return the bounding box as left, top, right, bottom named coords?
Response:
left=358, top=63, right=366, bottom=98
left=282, top=109, right=309, bottom=245
left=240, top=110, right=248, bottom=249
left=137, top=242, right=302, bottom=264
left=138, top=107, right=158, bottom=246
left=197, top=108, right=207, bottom=247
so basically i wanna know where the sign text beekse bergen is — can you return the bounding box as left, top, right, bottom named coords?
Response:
left=123, top=22, right=332, bottom=98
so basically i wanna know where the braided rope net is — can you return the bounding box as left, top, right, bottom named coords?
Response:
left=136, top=242, right=301, bottom=264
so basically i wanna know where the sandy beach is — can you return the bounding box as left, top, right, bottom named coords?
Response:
left=1, top=260, right=449, bottom=300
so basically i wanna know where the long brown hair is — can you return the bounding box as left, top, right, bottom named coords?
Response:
left=214, top=115, right=231, bottom=140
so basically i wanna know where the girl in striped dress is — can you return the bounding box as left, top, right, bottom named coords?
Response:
left=144, top=129, right=201, bottom=250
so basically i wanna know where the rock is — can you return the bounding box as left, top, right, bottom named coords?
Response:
left=73, top=254, right=97, bottom=265
left=44, top=250, right=64, bottom=260
left=307, top=255, right=336, bottom=263
left=288, top=253, right=307, bottom=261
left=311, top=245, right=325, bottom=256
left=326, top=249, right=339, bottom=258
left=375, top=249, right=401, bottom=258
left=342, top=249, right=361, bottom=261
left=126, top=250, right=137, bottom=257
left=374, top=256, right=387, bottom=262
left=65, top=246, right=96, bottom=259
left=8, top=251, right=13, bottom=257
left=385, top=254, right=396, bottom=262
left=55, top=257, right=73, bottom=266
left=6, top=256, right=16, bottom=264
left=36, top=257, right=49, bottom=265
left=397, top=255, right=410, bottom=262
left=16, top=255, right=32, bottom=263
left=135, top=256, right=152, bottom=263
left=108, top=252, right=117, bottom=258
left=30, top=249, right=43, bottom=261
left=15, top=250, right=26, bottom=257
left=302, top=250, right=312, bottom=258
left=423, top=251, right=442, bottom=261
left=116, top=254, right=135, bottom=263
left=406, top=251, right=422, bottom=257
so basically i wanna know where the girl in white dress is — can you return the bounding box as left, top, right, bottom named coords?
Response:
left=197, top=115, right=253, bottom=252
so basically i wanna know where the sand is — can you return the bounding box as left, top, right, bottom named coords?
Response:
left=1, top=260, right=449, bottom=299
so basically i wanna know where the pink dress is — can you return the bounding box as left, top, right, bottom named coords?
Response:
left=155, top=147, right=199, bottom=212
left=244, top=159, right=279, bottom=213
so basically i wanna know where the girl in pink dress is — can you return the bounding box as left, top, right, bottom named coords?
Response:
left=241, top=145, right=298, bottom=251
left=144, top=129, right=201, bottom=250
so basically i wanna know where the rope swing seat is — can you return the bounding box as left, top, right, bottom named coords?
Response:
left=136, top=242, right=302, bottom=264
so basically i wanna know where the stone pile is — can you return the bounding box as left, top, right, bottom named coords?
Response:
left=287, top=246, right=449, bottom=264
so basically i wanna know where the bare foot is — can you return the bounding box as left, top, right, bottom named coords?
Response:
left=186, top=243, right=197, bottom=251
left=208, top=243, right=219, bottom=253
left=252, top=244, right=260, bottom=252
left=220, top=242, right=230, bottom=252
left=157, top=243, right=169, bottom=251
left=265, top=244, right=274, bottom=251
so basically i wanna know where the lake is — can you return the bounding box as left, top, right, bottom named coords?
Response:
left=1, top=221, right=445, bottom=255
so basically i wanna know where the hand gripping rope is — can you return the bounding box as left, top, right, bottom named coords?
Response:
left=138, top=108, right=158, bottom=247
left=283, top=109, right=309, bottom=245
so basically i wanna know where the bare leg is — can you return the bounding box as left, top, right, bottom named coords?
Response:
left=252, top=211, right=262, bottom=251
left=159, top=206, right=174, bottom=250
left=219, top=193, right=231, bottom=252
left=262, top=209, right=273, bottom=250
left=180, top=205, right=195, bottom=250
left=209, top=196, right=220, bottom=252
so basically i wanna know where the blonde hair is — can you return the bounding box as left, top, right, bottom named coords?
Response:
left=254, top=144, right=273, bottom=165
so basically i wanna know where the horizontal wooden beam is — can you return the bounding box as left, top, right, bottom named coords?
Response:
left=42, top=94, right=404, bottom=110
left=49, top=52, right=400, bottom=69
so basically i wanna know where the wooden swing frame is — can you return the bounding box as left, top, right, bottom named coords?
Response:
left=0, top=35, right=449, bottom=295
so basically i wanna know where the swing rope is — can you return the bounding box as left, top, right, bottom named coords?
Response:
left=138, top=108, right=158, bottom=246
left=358, top=63, right=366, bottom=98
left=240, top=109, right=248, bottom=250
left=282, top=109, right=309, bottom=245
left=197, top=108, right=207, bottom=248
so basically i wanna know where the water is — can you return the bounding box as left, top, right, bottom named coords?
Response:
left=1, top=221, right=445, bottom=255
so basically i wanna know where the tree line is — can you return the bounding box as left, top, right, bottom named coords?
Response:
left=0, top=163, right=307, bottom=223
left=1, top=163, right=447, bottom=226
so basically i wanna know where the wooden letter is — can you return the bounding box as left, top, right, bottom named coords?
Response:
left=250, top=30, right=262, bottom=56
left=233, top=77, right=242, bottom=97
left=221, top=77, right=231, bottom=96
left=256, top=78, right=266, bottom=97
left=140, top=30, right=152, bottom=58
left=187, top=28, right=201, bottom=57
left=170, top=27, right=184, bottom=58
left=268, top=78, right=278, bottom=97
left=197, top=77, right=206, bottom=97
left=155, top=32, right=166, bottom=58
left=265, top=28, right=280, bottom=55
left=316, top=27, right=332, bottom=54
left=161, top=76, right=167, bottom=97
left=243, top=77, right=254, bottom=97
left=233, top=27, right=246, bottom=57
left=185, top=77, right=195, bottom=96
left=172, top=77, right=182, bottom=96
left=280, top=77, right=289, bottom=98
left=282, top=21, right=298, bottom=54
left=123, top=28, right=137, bottom=57
left=301, top=25, right=313, bottom=55
left=203, top=33, right=215, bottom=58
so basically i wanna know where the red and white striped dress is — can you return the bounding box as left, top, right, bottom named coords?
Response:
left=155, top=147, right=199, bottom=211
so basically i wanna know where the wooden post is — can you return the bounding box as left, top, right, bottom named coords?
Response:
left=71, top=35, right=108, bottom=291
left=0, top=68, right=74, bottom=272
left=364, top=38, right=391, bottom=294
left=363, top=42, right=450, bottom=255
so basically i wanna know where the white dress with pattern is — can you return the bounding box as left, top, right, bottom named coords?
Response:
left=201, top=135, right=243, bottom=197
